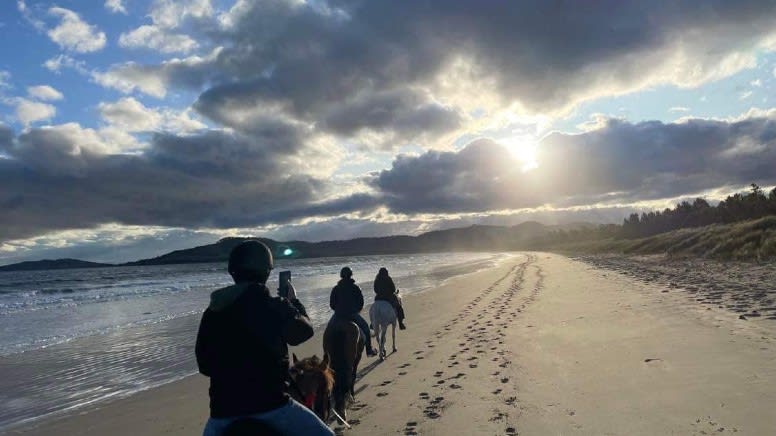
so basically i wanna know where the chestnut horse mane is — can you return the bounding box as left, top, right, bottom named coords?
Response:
left=294, top=355, right=334, bottom=394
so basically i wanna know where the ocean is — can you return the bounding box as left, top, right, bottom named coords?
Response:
left=0, top=252, right=505, bottom=431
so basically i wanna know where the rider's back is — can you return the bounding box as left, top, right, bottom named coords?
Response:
left=196, top=282, right=313, bottom=418
left=330, top=278, right=364, bottom=315
left=374, top=274, right=396, bottom=300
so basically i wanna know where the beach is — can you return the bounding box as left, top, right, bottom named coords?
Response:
left=8, top=252, right=776, bottom=435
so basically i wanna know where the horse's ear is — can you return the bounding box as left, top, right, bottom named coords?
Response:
left=321, top=353, right=330, bottom=368
left=292, top=353, right=299, bottom=364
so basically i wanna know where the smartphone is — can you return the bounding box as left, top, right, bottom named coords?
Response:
left=278, top=270, right=291, bottom=298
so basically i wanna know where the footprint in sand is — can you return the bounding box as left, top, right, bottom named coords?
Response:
left=449, top=383, right=462, bottom=389
left=377, top=392, right=389, bottom=397
left=424, top=410, right=441, bottom=419
left=500, top=377, right=510, bottom=384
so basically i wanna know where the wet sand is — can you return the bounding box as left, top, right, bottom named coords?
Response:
left=9, top=253, right=776, bottom=435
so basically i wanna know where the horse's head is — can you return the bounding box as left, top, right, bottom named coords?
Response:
left=290, top=353, right=333, bottom=420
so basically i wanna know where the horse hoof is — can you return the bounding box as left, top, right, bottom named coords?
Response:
left=392, top=348, right=397, bottom=353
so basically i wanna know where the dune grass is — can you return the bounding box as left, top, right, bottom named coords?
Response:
left=549, top=216, right=776, bottom=261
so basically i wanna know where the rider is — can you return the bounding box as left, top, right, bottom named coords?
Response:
left=195, top=240, right=333, bottom=436
left=374, top=267, right=407, bottom=330
left=329, top=266, right=377, bottom=357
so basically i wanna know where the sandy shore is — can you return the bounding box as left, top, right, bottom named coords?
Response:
left=9, top=253, right=776, bottom=435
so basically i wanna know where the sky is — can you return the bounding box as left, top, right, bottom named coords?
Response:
left=1, top=0, right=776, bottom=265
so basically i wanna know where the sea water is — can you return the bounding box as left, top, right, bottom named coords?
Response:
left=0, top=252, right=505, bottom=430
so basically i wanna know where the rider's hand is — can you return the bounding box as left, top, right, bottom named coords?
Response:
left=286, top=281, right=298, bottom=300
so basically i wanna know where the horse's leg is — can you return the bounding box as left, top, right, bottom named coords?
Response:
left=369, top=306, right=375, bottom=336
left=391, top=320, right=397, bottom=353
left=352, top=332, right=364, bottom=398
left=379, top=323, right=386, bottom=360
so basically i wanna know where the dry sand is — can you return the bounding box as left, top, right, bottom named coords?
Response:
left=8, top=253, right=776, bottom=435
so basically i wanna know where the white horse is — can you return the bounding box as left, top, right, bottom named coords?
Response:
left=369, top=296, right=400, bottom=360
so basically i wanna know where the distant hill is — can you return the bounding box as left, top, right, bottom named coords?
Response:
left=0, top=221, right=591, bottom=271
left=0, top=258, right=113, bottom=272
left=126, top=221, right=562, bottom=266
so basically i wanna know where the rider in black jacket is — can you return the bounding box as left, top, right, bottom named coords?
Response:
left=330, top=266, right=377, bottom=357
left=196, top=240, right=333, bottom=436
left=374, top=267, right=406, bottom=330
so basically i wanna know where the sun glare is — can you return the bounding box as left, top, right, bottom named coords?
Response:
left=502, top=136, right=539, bottom=172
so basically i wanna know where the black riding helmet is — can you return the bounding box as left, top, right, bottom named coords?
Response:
left=228, top=240, right=274, bottom=277
left=340, top=266, right=353, bottom=278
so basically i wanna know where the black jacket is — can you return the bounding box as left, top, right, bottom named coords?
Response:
left=374, top=273, right=396, bottom=301
left=329, top=278, right=364, bottom=316
left=195, top=282, right=314, bottom=418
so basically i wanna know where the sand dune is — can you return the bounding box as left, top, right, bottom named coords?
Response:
left=10, top=253, right=776, bottom=435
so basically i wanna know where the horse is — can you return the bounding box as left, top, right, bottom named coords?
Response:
left=288, top=353, right=334, bottom=423
left=323, top=316, right=364, bottom=421
left=369, top=299, right=398, bottom=360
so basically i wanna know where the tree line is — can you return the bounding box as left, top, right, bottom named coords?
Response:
left=541, top=184, right=776, bottom=244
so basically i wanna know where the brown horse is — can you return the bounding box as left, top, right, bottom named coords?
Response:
left=323, top=317, right=364, bottom=421
left=289, top=354, right=334, bottom=423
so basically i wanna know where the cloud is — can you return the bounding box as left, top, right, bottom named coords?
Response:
left=98, top=97, right=206, bottom=133
left=149, top=0, right=213, bottom=29
left=669, top=106, right=690, bottom=113
left=47, top=7, right=107, bottom=53
left=43, top=54, right=87, bottom=74
left=105, top=0, right=127, bottom=15
left=0, top=120, right=367, bottom=241
left=92, top=49, right=220, bottom=98
left=17, top=0, right=45, bottom=32
left=27, top=85, right=63, bottom=101
left=6, top=98, right=57, bottom=125
left=85, top=0, right=776, bottom=155
left=0, top=70, right=10, bottom=89
left=370, top=113, right=776, bottom=214
left=119, top=25, right=199, bottom=54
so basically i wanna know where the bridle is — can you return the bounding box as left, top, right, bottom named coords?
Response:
left=287, top=370, right=318, bottom=411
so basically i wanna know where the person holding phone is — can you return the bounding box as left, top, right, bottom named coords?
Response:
left=195, top=240, right=333, bottom=435
left=329, top=266, right=377, bottom=357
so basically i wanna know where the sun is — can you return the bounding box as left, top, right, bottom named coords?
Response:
left=501, top=136, right=538, bottom=172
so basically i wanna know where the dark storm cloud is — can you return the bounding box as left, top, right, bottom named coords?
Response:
left=124, top=0, right=776, bottom=142
left=319, top=89, right=462, bottom=139
left=371, top=115, right=776, bottom=213
left=0, top=124, right=13, bottom=151
left=0, top=125, right=377, bottom=242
